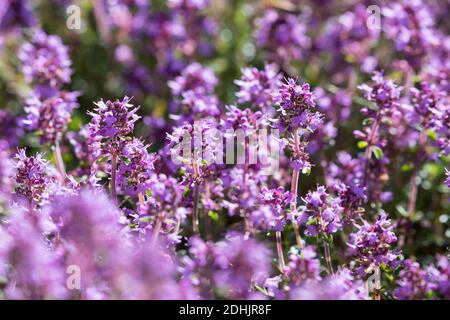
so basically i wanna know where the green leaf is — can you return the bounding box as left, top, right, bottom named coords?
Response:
left=362, top=118, right=373, bottom=126
left=96, top=156, right=109, bottom=163
left=208, top=211, right=219, bottom=221
left=401, top=163, right=413, bottom=172
left=372, top=146, right=383, bottom=160
left=120, top=156, right=131, bottom=166
left=357, top=141, right=368, bottom=149
left=427, top=129, right=437, bottom=140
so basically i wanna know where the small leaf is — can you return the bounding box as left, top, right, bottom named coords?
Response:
left=401, top=163, right=413, bottom=172
left=96, top=156, right=109, bottom=163
left=208, top=211, right=219, bottom=221
left=183, top=185, right=190, bottom=197
left=120, top=156, right=131, bottom=166
left=372, top=146, right=383, bottom=159
left=357, top=141, right=368, bottom=149
left=362, top=118, right=373, bottom=126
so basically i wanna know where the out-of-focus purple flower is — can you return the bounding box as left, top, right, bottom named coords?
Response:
left=47, top=190, right=122, bottom=298
left=318, top=4, right=379, bottom=66
left=117, top=138, right=155, bottom=197
left=19, top=30, right=72, bottom=90
left=394, top=259, right=433, bottom=300
left=88, top=96, right=140, bottom=158
left=433, top=105, right=450, bottom=156
left=183, top=233, right=271, bottom=299
left=0, top=109, right=23, bottom=147
left=0, top=0, right=35, bottom=33
left=427, top=255, right=450, bottom=299
left=255, top=9, right=310, bottom=64
left=13, top=149, right=52, bottom=206
left=168, top=0, right=209, bottom=11
left=408, top=81, right=446, bottom=129
left=383, top=0, right=438, bottom=68
left=234, top=64, right=281, bottom=111
left=315, top=87, right=352, bottom=123
left=115, top=240, right=183, bottom=299
left=22, top=91, right=79, bottom=144
left=222, top=105, right=263, bottom=133
left=347, top=212, right=401, bottom=277
left=133, top=173, right=187, bottom=245
left=286, top=246, right=321, bottom=286
left=0, top=211, right=67, bottom=299
left=67, top=125, right=102, bottom=176
left=290, top=268, right=365, bottom=300
left=170, top=90, right=221, bottom=123
left=0, top=141, right=13, bottom=198
left=298, top=185, right=343, bottom=236
left=168, top=62, right=217, bottom=96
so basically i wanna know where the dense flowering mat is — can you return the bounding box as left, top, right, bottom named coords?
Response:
left=0, top=0, right=449, bottom=300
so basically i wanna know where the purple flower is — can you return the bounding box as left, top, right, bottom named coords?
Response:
left=394, top=259, right=433, bottom=300
left=275, top=78, right=321, bottom=134
left=19, top=30, right=72, bottom=90
left=46, top=190, right=123, bottom=297
left=347, top=212, right=401, bottom=277
left=222, top=105, right=263, bottom=133
left=133, top=173, right=187, bottom=245
left=170, top=90, right=220, bottom=124
left=22, top=91, right=79, bottom=144
left=318, top=4, right=379, bottom=66
left=0, top=0, right=35, bottom=32
left=427, top=255, right=450, bottom=299
left=13, top=149, right=52, bottom=206
left=290, top=268, right=365, bottom=300
left=88, top=96, right=140, bottom=157
left=333, top=182, right=366, bottom=226
left=252, top=187, right=292, bottom=231
left=183, top=233, right=271, bottom=299
left=0, top=211, right=66, bottom=299
left=255, top=9, right=310, bottom=64
left=234, top=64, right=281, bottom=111
left=358, top=71, right=402, bottom=119
left=117, top=138, right=156, bottom=197
left=115, top=241, right=183, bottom=299
left=0, top=109, right=23, bottom=147
left=409, top=81, right=445, bottom=129
left=383, top=1, right=437, bottom=68
left=168, top=62, right=217, bottom=96
left=299, top=185, right=343, bottom=236
left=286, top=246, right=322, bottom=286
left=0, top=141, right=13, bottom=196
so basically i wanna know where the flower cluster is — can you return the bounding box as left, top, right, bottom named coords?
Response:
left=19, top=30, right=72, bottom=91
left=394, top=259, right=433, bottom=300
left=88, top=96, right=140, bottom=157
left=234, top=64, right=282, bottom=112
left=348, top=212, right=400, bottom=277
left=255, top=9, right=310, bottom=64
left=298, top=186, right=343, bottom=237
left=13, top=149, right=52, bottom=206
